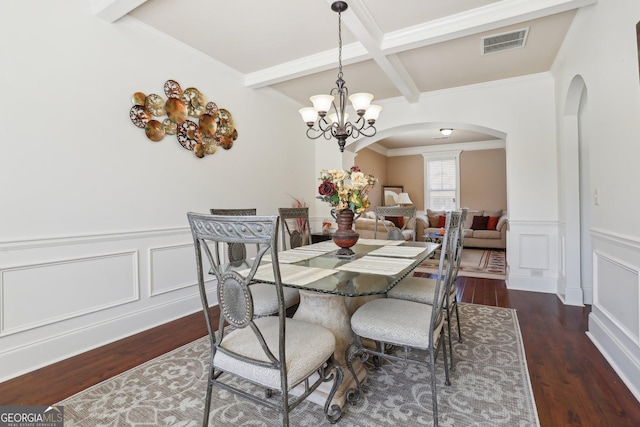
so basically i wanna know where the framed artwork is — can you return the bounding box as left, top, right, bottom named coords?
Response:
left=637, top=21, right=640, bottom=82
left=383, top=185, right=403, bottom=206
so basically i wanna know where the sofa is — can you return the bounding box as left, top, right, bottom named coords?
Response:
left=354, top=211, right=428, bottom=241
left=423, top=209, right=508, bottom=249
left=354, top=208, right=508, bottom=249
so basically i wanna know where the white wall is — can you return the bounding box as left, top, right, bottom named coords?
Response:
left=335, top=74, right=562, bottom=294
left=0, top=0, right=314, bottom=381
left=552, top=0, right=640, bottom=400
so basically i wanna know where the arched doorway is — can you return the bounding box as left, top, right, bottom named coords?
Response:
left=561, top=75, right=591, bottom=305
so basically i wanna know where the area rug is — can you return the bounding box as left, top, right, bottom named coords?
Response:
left=415, top=248, right=506, bottom=279
left=57, top=303, right=538, bottom=426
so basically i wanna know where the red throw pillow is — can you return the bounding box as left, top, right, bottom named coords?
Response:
left=487, top=216, right=500, bottom=230
left=437, top=215, right=446, bottom=228
left=385, top=216, right=404, bottom=228
left=471, top=215, right=489, bottom=230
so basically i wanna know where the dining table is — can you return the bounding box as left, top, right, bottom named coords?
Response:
left=245, top=237, right=440, bottom=410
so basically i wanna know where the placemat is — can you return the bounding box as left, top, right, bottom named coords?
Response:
left=336, top=255, right=414, bottom=276
left=367, top=246, right=428, bottom=258
left=261, top=248, right=326, bottom=264
left=357, top=238, right=404, bottom=246
left=292, top=240, right=338, bottom=253
left=241, top=263, right=338, bottom=286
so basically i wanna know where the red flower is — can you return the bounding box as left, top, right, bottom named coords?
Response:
left=318, top=181, right=336, bottom=197
left=350, top=166, right=361, bottom=172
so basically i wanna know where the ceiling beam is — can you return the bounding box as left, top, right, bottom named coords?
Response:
left=245, top=0, right=596, bottom=96
left=92, top=0, right=148, bottom=23
left=342, top=0, right=421, bottom=103
left=381, top=0, right=599, bottom=54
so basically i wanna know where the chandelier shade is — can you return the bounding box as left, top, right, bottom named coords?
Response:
left=299, top=1, right=382, bottom=152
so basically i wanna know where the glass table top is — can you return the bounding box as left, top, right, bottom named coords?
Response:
left=221, top=240, right=439, bottom=297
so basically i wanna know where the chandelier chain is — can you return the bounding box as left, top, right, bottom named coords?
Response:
left=338, top=9, right=343, bottom=80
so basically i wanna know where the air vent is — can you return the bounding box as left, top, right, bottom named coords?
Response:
left=482, top=28, right=529, bottom=54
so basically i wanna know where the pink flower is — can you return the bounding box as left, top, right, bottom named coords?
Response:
left=350, top=166, right=361, bottom=172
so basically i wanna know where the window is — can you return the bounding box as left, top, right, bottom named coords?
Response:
left=423, top=152, right=460, bottom=211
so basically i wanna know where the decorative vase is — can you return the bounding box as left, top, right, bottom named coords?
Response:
left=331, top=209, right=359, bottom=257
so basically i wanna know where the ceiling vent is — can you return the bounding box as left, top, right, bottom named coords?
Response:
left=482, top=28, right=529, bottom=54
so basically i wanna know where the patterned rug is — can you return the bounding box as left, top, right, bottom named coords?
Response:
left=415, top=248, right=506, bottom=279
left=58, top=304, right=538, bottom=426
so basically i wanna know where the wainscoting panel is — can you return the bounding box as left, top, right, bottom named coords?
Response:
left=588, top=229, right=640, bottom=401
left=0, top=251, right=139, bottom=336
left=506, top=220, right=559, bottom=294
left=0, top=227, right=207, bottom=382
left=594, top=251, right=640, bottom=343
left=518, top=234, right=550, bottom=269
left=149, top=243, right=197, bottom=297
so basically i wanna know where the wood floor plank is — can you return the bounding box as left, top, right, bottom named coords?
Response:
left=1, top=278, right=639, bottom=426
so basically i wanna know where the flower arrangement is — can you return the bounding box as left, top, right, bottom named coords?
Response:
left=317, top=166, right=377, bottom=214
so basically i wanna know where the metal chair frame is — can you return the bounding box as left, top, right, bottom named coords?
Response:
left=386, top=208, right=468, bottom=373
left=210, top=208, right=257, bottom=263
left=187, top=212, right=343, bottom=427
left=345, top=211, right=462, bottom=427
left=209, top=208, right=300, bottom=317
left=373, top=206, right=417, bottom=241
left=278, top=207, right=312, bottom=250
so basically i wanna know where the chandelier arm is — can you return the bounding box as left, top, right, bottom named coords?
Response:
left=346, top=120, right=377, bottom=139
left=305, top=127, right=328, bottom=141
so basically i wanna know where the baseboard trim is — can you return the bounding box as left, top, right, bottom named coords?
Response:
left=587, top=312, right=640, bottom=403
left=0, top=295, right=202, bottom=383
left=506, top=274, right=557, bottom=293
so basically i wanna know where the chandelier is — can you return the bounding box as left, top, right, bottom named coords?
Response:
left=298, top=1, right=382, bottom=153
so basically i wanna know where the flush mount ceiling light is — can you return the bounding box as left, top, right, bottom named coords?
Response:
left=298, top=1, right=382, bottom=152
left=440, top=128, right=453, bottom=136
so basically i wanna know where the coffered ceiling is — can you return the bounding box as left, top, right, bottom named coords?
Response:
left=94, top=0, right=597, bottom=150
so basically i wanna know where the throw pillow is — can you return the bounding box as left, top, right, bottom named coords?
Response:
left=464, top=210, right=483, bottom=229
left=385, top=216, right=404, bottom=228
left=437, top=215, right=446, bottom=228
left=487, top=216, right=500, bottom=230
left=471, top=215, right=489, bottom=230
left=427, top=209, right=445, bottom=227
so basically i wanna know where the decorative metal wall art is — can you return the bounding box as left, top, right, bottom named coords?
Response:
left=129, top=80, right=237, bottom=158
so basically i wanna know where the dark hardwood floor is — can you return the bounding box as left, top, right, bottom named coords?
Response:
left=2, top=276, right=640, bottom=426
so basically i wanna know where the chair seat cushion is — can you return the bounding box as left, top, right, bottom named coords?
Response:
left=387, top=277, right=437, bottom=304
left=249, top=283, right=300, bottom=316
left=351, top=298, right=442, bottom=350
left=388, top=277, right=457, bottom=305
left=214, top=317, right=335, bottom=390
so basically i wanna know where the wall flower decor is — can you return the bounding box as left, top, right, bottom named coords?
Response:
left=129, top=80, right=238, bottom=158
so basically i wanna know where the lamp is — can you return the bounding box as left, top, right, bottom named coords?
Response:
left=440, top=128, right=453, bottom=137
left=299, top=1, right=382, bottom=153
left=396, top=192, right=413, bottom=206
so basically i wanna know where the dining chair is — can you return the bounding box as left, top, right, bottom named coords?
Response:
left=386, top=208, right=468, bottom=372
left=187, top=212, right=344, bottom=427
left=373, top=206, right=417, bottom=241
left=209, top=208, right=299, bottom=316
left=344, top=210, right=461, bottom=427
left=278, top=207, right=312, bottom=250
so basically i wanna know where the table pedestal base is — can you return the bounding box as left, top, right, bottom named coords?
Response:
left=291, top=290, right=368, bottom=409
